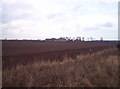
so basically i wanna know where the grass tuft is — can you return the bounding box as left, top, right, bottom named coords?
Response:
left=3, top=48, right=118, bottom=87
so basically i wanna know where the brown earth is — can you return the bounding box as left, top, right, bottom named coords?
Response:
left=2, top=40, right=118, bottom=69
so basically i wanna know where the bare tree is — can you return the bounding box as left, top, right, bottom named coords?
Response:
left=82, top=37, right=85, bottom=41
left=76, top=37, right=81, bottom=41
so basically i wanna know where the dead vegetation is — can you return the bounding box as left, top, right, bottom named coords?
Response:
left=3, top=47, right=118, bottom=87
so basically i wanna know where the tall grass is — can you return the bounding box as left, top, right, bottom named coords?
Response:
left=3, top=48, right=118, bottom=87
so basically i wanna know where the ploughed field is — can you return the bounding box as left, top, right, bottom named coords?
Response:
left=2, top=40, right=118, bottom=69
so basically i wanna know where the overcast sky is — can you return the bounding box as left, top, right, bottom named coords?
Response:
left=1, top=0, right=119, bottom=40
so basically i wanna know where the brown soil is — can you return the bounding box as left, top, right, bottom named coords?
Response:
left=2, top=40, right=118, bottom=69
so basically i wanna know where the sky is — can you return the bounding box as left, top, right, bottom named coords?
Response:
left=1, top=0, right=119, bottom=40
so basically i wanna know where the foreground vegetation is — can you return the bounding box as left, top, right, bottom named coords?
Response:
left=3, top=47, right=118, bottom=87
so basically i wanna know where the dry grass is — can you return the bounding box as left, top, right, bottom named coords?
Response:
left=3, top=47, right=118, bottom=87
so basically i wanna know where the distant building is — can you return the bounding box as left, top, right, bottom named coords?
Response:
left=100, top=37, right=103, bottom=41
left=82, top=37, right=85, bottom=41
left=45, top=38, right=57, bottom=41
left=76, top=37, right=81, bottom=41
left=58, top=37, right=66, bottom=41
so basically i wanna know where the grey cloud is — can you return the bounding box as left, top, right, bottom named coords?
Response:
left=98, top=2, right=107, bottom=6
left=74, top=5, right=83, bottom=11
left=2, top=2, right=33, bottom=23
left=73, top=5, right=89, bottom=15
left=2, top=12, right=32, bottom=23
left=47, top=13, right=64, bottom=19
left=102, top=22, right=113, bottom=27
left=75, top=24, right=81, bottom=30
left=0, top=6, right=2, bottom=23
left=3, top=2, right=32, bottom=11
left=84, top=26, right=99, bottom=31
left=73, top=4, right=99, bottom=15
left=84, top=22, right=113, bottom=31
